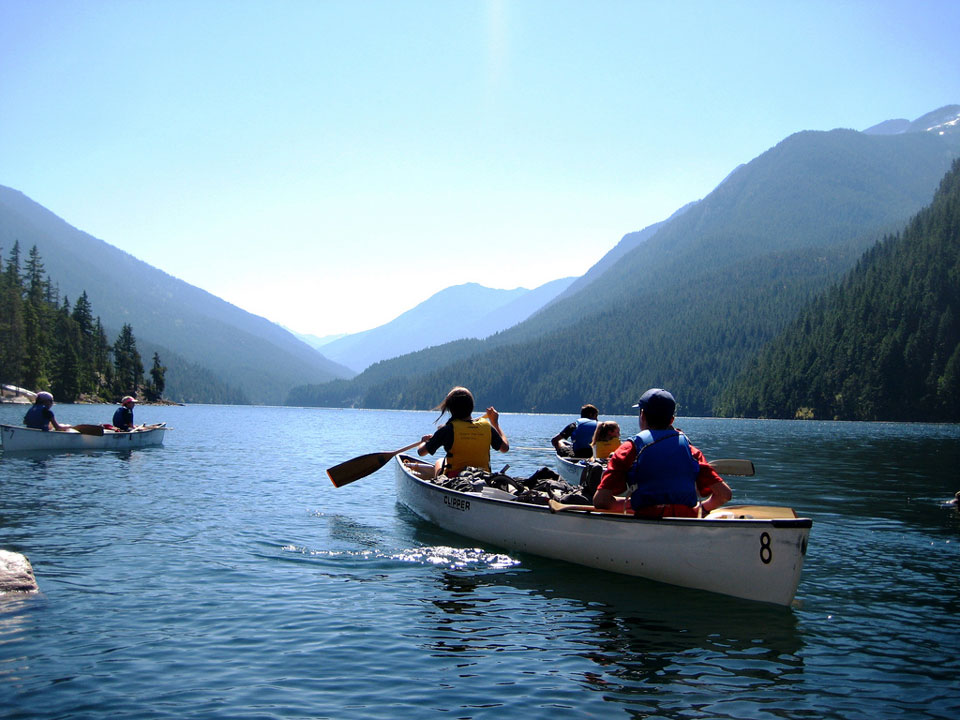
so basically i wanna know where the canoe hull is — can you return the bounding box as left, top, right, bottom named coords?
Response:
left=555, top=452, right=593, bottom=486
left=0, top=424, right=166, bottom=452
left=396, top=455, right=811, bottom=606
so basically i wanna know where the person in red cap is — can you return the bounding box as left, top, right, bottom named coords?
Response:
left=112, top=396, right=138, bottom=431
left=592, top=388, right=732, bottom=518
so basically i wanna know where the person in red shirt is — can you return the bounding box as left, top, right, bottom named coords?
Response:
left=593, top=388, right=732, bottom=518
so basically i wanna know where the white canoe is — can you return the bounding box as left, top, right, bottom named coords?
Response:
left=0, top=423, right=166, bottom=452
left=395, top=454, right=812, bottom=606
left=555, top=452, right=596, bottom=486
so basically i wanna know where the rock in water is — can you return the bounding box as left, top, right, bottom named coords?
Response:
left=0, top=549, right=39, bottom=592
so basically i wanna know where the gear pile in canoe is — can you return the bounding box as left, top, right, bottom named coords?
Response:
left=428, top=465, right=592, bottom=506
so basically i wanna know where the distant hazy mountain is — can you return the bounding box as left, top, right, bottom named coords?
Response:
left=291, top=105, right=960, bottom=417
left=0, top=186, right=354, bottom=404
left=289, top=330, right=349, bottom=350
left=318, top=278, right=576, bottom=372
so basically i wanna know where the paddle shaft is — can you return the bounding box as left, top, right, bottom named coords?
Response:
left=327, top=441, right=421, bottom=488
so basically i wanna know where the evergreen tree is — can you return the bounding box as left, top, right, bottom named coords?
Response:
left=71, top=291, right=97, bottom=395
left=0, top=243, right=26, bottom=387
left=50, top=302, right=81, bottom=401
left=94, top=318, right=113, bottom=394
left=21, top=245, right=53, bottom=389
left=21, top=296, right=49, bottom=390
left=144, top=352, right=167, bottom=401
left=24, top=245, right=47, bottom=305
left=113, top=324, right=144, bottom=398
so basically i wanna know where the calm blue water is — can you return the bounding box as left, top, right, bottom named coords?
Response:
left=2, top=404, right=959, bottom=719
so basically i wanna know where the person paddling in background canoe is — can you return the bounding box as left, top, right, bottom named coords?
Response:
left=417, top=386, right=509, bottom=477
left=551, top=404, right=600, bottom=458
left=592, top=388, right=732, bottom=518
left=23, top=391, right=72, bottom=431
left=112, top=396, right=137, bottom=431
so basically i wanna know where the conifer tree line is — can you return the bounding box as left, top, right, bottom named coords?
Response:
left=0, top=242, right=166, bottom=403
left=716, top=157, right=960, bottom=421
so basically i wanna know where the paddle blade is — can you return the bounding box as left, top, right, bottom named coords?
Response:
left=327, top=442, right=421, bottom=488
left=327, top=452, right=393, bottom=487
left=709, top=459, right=755, bottom=476
left=72, top=424, right=105, bottom=437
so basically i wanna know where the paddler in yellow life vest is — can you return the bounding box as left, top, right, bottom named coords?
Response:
left=417, top=386, right=509, bottom=477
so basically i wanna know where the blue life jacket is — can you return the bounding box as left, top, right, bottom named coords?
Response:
left=113, top=406, right=134, bottom=430
left=24, top=404, right=52, bottom=430
left=627, top=429, right=699, bottom=509
left=570, top=418, right=598, bottom=452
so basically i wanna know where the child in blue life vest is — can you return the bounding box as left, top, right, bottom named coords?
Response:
left=417, top=386, right=510, bottom=477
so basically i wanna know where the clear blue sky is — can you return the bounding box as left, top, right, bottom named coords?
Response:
left=2, top=1, right=957, bottom=337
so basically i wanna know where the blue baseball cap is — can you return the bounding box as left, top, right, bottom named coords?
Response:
left=632, top=388, right=676, bottom=417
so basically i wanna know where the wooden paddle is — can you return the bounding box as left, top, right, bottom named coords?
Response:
left=548, top=499, right=628, bottom=516
left=327, top=442, right=421, bottom=488
left=708, top=459, right=755, bottom=476
left=72, top=424, right=105, bottom=437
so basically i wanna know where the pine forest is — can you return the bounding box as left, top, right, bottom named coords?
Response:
left=0, top=242, right=165, bottom=404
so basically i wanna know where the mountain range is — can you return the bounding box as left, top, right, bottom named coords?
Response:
left=4, top=104, right=958, bottom=415
left=290, top=105, right=960, bottom=417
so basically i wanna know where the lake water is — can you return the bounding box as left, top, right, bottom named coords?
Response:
left=2, top=403, right=959, bottom=719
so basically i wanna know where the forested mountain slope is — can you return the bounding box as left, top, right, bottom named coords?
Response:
left=545, top=200, right=696, bottom=309
left=717, top=157, right=960, bottom=421
left=508, top=127, right=960, bottom=343
left=0, top=186, right=354, bottom=404
left=290, top=110, right=960, bottom=415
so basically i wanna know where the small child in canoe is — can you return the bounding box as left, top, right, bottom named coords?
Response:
left=592, top=421, right=621, bottom=460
